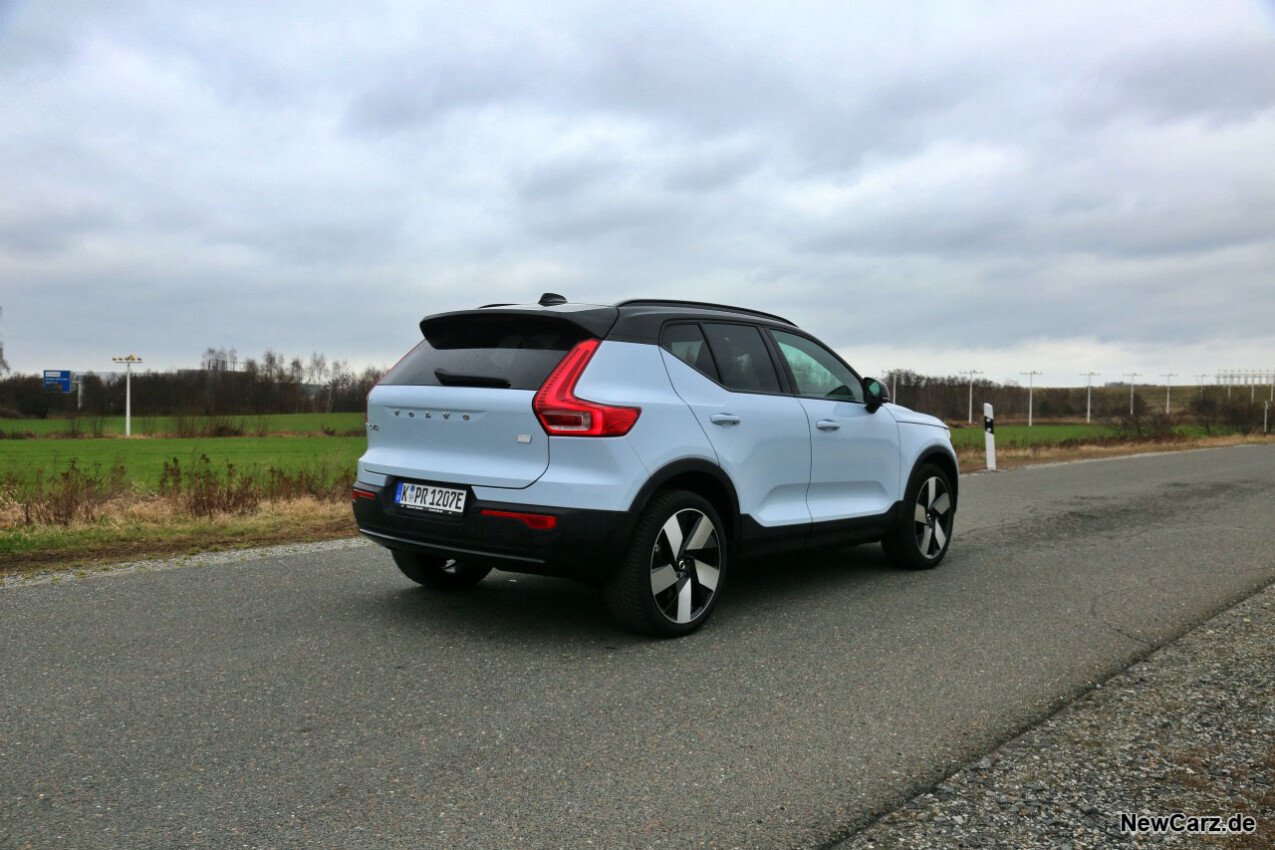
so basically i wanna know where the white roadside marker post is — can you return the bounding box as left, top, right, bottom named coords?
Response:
left=984, top=403, right=996, bottom=471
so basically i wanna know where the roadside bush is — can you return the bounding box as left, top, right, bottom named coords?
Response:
left=158, top=455, right=352, bottom=517
left=1108, top=396, right=1179, bottom=440
left=160, top=455, right=258, bottom=517
left=262, top=461, right=353, bottom=501
left=8, top=460, right=127, bottom=525
left=173, top=412, right=246, bottom=438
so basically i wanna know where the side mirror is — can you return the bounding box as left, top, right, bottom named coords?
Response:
left=862, top=377, right=890, bottom=412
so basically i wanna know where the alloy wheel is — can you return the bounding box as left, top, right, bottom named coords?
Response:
left=912, top=475, right=953, bottom=559
left=648, top=508, right=721, bottom=624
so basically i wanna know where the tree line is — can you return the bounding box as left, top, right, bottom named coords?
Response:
left=1, top=350, right=1268, bottom=433
left=882, top=369, right=1270, bottom=432
left=0, top=347, right=383, bottom=419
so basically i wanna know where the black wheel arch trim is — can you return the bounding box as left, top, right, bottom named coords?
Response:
left=626, top=458, right=742, bottom=549
left=911, top=448, right=960, bottom=508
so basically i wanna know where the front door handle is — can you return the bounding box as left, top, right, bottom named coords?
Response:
left=709, top=413, right=741, bottom=426
left=816, top=419, right=841, bottom=431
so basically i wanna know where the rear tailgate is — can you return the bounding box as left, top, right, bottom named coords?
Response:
left=363, top=384, right=547, bottom=488
left=360, top=309, right=616, bottom=490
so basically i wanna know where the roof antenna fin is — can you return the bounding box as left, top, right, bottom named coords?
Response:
left=538, top=292, right=567, bottom=306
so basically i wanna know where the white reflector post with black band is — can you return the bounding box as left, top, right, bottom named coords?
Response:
left=984, top=402, right=996, bottom=471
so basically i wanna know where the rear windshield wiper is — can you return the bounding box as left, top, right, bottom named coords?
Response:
left=434, top=368, right=511, bottom=388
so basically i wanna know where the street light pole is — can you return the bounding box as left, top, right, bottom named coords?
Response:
left=1194, top=373, right=1208, bottom=397
left=1021, top=370, right=1042, bottom=427
left=1080, top=372, right=1100, bottom=424
left=959, top=370, right=983, bottom=424
left=1123, top=372, right=1142, bottom=415
left=1161, top=373, right=1177, bottom=414
left=111, top=354, right=143, bottom=437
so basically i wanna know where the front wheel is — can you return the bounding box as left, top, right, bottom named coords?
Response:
left=882, top=464, right=955, bottom=570
left=604, top=490, right=727, bottom=637
left=391, top=550, right=492, bottom=590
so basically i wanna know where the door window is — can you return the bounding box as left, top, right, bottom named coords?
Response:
left=771, top=330, right=863, bottom=402
left=702, top=323, right=782, bottom=394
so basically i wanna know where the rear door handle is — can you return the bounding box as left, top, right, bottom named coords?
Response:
left=816, top=419, right=840, bottom=431
left=709, top=413, right=741, bottom=426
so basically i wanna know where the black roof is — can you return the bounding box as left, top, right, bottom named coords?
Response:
left=421, top=296, right=797, bottom=344
left=613, top=299, right=794, bottom=326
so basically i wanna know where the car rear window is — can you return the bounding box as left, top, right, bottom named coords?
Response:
left=381, top=314, right=592, bottom=390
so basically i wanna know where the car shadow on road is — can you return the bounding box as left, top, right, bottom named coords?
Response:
left=354, top=542, right=909, bottom=643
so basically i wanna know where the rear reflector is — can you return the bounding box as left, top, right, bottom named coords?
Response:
left=352, top=487, right=377, bottom=501
left=480, top=509, right=558, bottom=530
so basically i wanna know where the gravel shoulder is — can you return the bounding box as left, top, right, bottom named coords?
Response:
left=838, top=580, right=1275, bottom=849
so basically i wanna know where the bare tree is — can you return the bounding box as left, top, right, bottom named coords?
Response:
left=306, top=352, right=328, bottom=385
left=0, top=306, right=8, bottom=375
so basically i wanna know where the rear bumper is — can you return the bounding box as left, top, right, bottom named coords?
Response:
left=352, top=480, right=631, bottom=585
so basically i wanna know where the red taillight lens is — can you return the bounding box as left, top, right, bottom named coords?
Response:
left=533, top=339, right=640, bottom=437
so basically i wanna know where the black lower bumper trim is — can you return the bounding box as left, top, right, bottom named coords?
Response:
left=352, top=480, right=632, bottom=585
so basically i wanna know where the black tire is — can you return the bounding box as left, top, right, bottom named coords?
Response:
left=391, top=550, right=492, bottom=590
left=603, top=490, right=727, bottom=637
left=882, top=463, right=955, bottom=570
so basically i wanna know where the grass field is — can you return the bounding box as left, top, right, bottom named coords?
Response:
left=0, top=412, right=365, bottom=438
left=0, top=436, right=366, bottom=490
left=946, top=423, right=1117, bottom=450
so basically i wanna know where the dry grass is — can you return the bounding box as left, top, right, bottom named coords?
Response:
left=0, top=496, right=355, bottom=576
left=956, top=433, right=1272, bottom=472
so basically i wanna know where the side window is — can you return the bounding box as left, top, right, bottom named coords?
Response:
left=771, top=330, right=864, bottom=402
left=661, top=323, right=719, bottom=382
left=702, top=323, right=782, bottom=394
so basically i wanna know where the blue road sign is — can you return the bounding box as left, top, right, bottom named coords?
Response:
left=43, top=369, right=73, bottom=393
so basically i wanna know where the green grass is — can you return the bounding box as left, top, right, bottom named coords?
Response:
left=0, top=412, right=365, bottom=438
left=947, top=424, right=1116, bottom=450
left=0, top=436, right=366, bottom=491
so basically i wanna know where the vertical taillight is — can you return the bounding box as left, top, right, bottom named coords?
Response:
left=534, top=339, right=640, bottom=436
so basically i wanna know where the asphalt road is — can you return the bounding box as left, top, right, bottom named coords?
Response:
left=3, top=445, right=1274, bottom=849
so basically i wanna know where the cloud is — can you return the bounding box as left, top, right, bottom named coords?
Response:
left=1, top=0, right=1273, bottom=386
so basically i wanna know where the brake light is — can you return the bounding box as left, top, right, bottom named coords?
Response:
left=534, top=339, right=640, bottom=436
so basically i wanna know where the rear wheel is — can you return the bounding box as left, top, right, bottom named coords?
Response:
left=391, top=550, right=492, bottom=590
left=882, top=463, right=955, bottom=570
left=604, top=490, right=726, bottom=637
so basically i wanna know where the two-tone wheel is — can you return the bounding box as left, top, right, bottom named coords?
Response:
left=604, top=490, right=726, bottom=637
left=882, top=463, right=955, bottom=570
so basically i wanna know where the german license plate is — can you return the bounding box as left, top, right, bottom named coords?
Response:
left=395, top=482, right=467, bottom=515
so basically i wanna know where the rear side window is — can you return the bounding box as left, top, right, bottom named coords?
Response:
left=660, top=323, right=719, bottom=382
left=381, top=315, right=591, bottom=390
left=701, top=323, right=781, bottom=394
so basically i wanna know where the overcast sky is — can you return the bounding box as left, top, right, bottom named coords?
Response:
left=2, top=0, right=1274, bottom=387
